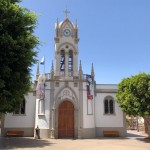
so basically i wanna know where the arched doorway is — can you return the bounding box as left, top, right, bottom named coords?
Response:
left=58, top=100, right=74, bottom=138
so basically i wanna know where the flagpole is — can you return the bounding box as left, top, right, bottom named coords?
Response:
left=43, top=56, right=45, bottom=75
left=40, top=56, right=45, bottom=75
left=44, top=60, right=45, bottom=75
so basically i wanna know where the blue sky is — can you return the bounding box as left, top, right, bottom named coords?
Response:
left=20, top=0, right=150, bottom=84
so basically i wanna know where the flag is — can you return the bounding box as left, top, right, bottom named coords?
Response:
left=86, top=74, right=91, bottom=80
left=86, top=85, right=93, bottom=100
left=86, top=74, right=91, bottom=82
left=86, top=74, right=93, bottom=100
left=40, top=57, right=45, bottom=65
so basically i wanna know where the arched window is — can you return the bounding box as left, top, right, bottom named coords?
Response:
left=68, top=50, right=73, bottom=76
left=104, top=99, right=109, bottom=114
left=109, top=99, right=114, bottom=114
left=60, top=50, right=65, bottom=76
left=104, top=97, right=115, bottom=114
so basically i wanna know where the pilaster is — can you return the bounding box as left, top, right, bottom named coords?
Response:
left=50, top=81, right=55, bottom=138
left=55, top=51, right=60, bottom=76
left=65, top=52, right=69, bottom=77
left=78, top=80, right=84, bottom=139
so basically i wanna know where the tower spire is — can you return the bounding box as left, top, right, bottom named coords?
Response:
left=51, top=60, right=54, bottom=79
left=75, top=19, right=78, bottom=39
left=75, top=19, right=78, bottom=27
left=79, top=60, right=83, bottom=79
left=91, top=63, right=95, bottom=79
left=57, top=18, right=59, bottom=25
left=36, top=62, right=40, bottom=80
left=55, top=18, right=59, bottom=37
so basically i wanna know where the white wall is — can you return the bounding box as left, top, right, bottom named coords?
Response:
left=96, top=84, right=118, bottom=90
left=82, top=82, right=95, bottom=128
left=4, top=92, right=36, bottom=128
left=95, top=93, right=124, bottom=127
left=35, top=81, right=51, bottom=129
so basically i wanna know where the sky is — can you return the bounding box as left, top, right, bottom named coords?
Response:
left=19, top=0, right=150, bottom=84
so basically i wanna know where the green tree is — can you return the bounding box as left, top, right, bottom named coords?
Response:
left=117, top=73, right=150, bottom=138
left=0, top=0, right=39, bottom=113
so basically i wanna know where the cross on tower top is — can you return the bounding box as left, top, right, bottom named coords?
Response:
left=63, top=8, right=70, bottom=18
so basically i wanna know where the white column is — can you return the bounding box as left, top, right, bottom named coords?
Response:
left=50, top=107, right=55, bottom=138
left=65, top=52, right=68, bottom=77
left=55, top=52, right=60, bottom=76
left=73, top=52, right=78, bottom=76
left=38, top=100, right=45, bottom=114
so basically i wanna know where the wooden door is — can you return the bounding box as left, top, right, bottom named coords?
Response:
left=58, top=101, right=74, bottom=138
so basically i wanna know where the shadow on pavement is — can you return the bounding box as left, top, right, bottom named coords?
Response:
left=126, top=130, right=150, bottom=142
left=96, top=130, right=148, bottom=142
left=0, top=137, right=55, bottom=149
left=127, top=132, right=146, bottom=138
left=136, top=137, right=150, bottom=143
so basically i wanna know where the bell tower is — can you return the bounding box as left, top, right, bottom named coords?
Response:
left=54, top=11, right=79, bottom=79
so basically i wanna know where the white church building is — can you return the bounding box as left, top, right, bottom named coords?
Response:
left=1, top=15, right=126, bottom=139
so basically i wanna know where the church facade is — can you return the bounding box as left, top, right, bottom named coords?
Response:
left=1, top=16, right=126, bottom=139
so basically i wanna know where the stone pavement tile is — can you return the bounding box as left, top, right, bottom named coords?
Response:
left=0, top=131, right=149, bottom=150
left=0, top=137, right=55, bottom=150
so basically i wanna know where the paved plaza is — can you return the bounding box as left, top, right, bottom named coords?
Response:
left=0, top=130, right=149, bottom=150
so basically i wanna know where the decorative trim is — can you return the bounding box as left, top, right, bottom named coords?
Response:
left=73, top=76, right=79, bottom=80
left=54, top=85, right=79, bottom=107
left=38, top=114, right=45, bottom=116
left=55, top=82, right=59, bottom=87
left=54, top=37, right=59, bottom=43
left=96, top=89, right=117, bottom=93
left=74, top=38, right=79, bottom=44
left=59, top=18, right=74, bottom=32
left=65, top=81, right=68, bottom=87
left=74, top=82, right=78, bottom=87
left=57, top=43, right=78, bottom=54
left=55, top=51, right=60, bottom=55
left=74, top=51, right=78, bottom=55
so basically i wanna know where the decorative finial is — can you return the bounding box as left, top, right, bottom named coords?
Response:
left=75, top=19, right=77, bottom=25
left=91, top=63, right=95, bottom=79
left=51, top=60, right=54, bottom=79
left=56, top=19, right=59, bottom=37
left=79, top=60, right=83, bottom=77
left=63, top=8, right=70, bottom=18
left=75, top=19, right=78, bottom=29
left=51, top=61, right=54, bottom=72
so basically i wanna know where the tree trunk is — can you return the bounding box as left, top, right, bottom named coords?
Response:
left=144, top=117, right=150, bottom=139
